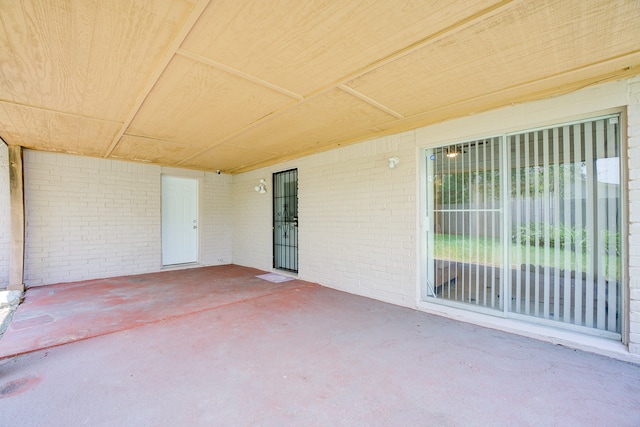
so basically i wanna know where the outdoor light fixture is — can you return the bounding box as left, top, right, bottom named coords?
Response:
left=388, top=156, right=399, bottom=169
left=254, top=179, right=267, bottom=194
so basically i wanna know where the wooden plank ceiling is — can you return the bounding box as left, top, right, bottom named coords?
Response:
left=0, top=0, right=639, bottom=173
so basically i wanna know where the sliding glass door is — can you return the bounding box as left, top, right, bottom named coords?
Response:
left=424, top=115, right=623, bottom=336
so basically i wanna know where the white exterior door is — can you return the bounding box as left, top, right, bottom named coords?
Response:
left=162, top=175, right=198, bottom=266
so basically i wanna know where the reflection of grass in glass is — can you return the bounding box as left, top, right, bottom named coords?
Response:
left=433, top=233, right=620, bottom=281
left=433, top=234, right=501, bottom=265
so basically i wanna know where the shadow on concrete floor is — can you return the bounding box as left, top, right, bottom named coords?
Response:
left=1, top=265, right=639, bottom=426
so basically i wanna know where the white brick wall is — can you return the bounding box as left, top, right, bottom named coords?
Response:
left=0, top=144, right=9, bottom=287
left=232, top=170, right=277, bottom=272
left=299, top=133, right=417, bottom=307
left=24, top=151, right=162, bottom=285
left=23, top=152, right=233, bottom=286
left=201, top=172, right=233, bottom=265
left=232, top=132, right=418, bottom=307
left=627, top=75, right=640, bottom=354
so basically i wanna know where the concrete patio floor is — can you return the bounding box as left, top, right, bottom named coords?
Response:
left=1, top=265, right=639, bottom=426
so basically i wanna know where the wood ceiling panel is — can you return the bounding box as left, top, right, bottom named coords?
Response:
left=0, top=0, right=193, bottom=121
left=110, top=136, right=198, bottom=167
left=345, top=0, right=640, bottom=117
left=125, top=55, right=296, bottom=147
left=179, top=144, right=279, bottom=172
left=181, top=0, right=501, bottom=96
left=0, top=1, right=638, bottom=173
left=360, top=57, right=640, bottom=141
left=0, top=103, right=120, bottom=156
left=217, top=88, right=396, bottom=168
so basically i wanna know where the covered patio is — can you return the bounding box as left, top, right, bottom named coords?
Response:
left=1, top=265, right=639, bottom=425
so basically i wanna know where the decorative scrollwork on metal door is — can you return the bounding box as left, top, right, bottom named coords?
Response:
left=276, top=203, right=296, bottom=239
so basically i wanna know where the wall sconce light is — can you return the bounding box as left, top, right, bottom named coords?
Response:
left=446, top=148, right=461, bottom=158
left=254, top=179, right=267, bottom=194
left=388, top=156, right=399, bottom=169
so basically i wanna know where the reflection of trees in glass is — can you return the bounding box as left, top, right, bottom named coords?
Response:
left=436, top=162, right=584, bottom=206
left=435, top=170, right=502, bottom=205
left=510, top=163, right=582, bottom=198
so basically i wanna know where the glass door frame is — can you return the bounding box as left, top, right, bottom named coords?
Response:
left=419, top=113, right=627, bottom=340
left=421, top=134, right=511, bottom=319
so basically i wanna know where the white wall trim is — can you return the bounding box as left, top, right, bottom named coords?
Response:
left=417, top=301, right=640, bottom=365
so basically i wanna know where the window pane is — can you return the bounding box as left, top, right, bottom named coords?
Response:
left=426, top=137, right=503, bottom=310
left=509, top=118, right=621, bottom=333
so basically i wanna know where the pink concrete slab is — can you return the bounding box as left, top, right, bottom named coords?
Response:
left=1, top=278, right=639, bottom=425
left=0, top=265, right=309, bottom=359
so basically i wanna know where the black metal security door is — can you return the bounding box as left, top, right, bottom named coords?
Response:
left=273, top=169, right=298, bottom=272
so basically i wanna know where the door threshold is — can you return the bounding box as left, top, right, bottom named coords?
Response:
left=161, top=262, right=200, bottom=271
left=272, top=269, right=298, bottom=279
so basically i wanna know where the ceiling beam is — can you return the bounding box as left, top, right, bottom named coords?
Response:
left=338, top=84, right=404, bottom=119
left=103, top=0, right=211, bottom=158
left=0, top=99, right=120, bottom=124
left=176, top=0, right=518, bottom=166
left=176, top=49, right=304, bottom=101
left=228, top=55, right=640, bottom=174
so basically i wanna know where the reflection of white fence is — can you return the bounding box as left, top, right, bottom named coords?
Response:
left=437, top=193, right=618, bottom=239
left=435, top=201, right=500, bottom=238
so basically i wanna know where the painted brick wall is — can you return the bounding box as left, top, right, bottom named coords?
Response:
left=23, top=151, right=162, bottom=286
left=627, top=75, right=640, bottom=354
left=232, top=132, right=418, bottom=307
left=232, top=170, right=276, bottom=272
left=299, top=133, right=418, bottom=307
left=23, top=152, right=233, bottom=286
left=201, top=172, right=233, bottom=266
left=0, top=144, right=9, bottom=287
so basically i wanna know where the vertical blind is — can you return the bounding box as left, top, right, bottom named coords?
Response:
left=509, top=117, right=621, bottom=332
